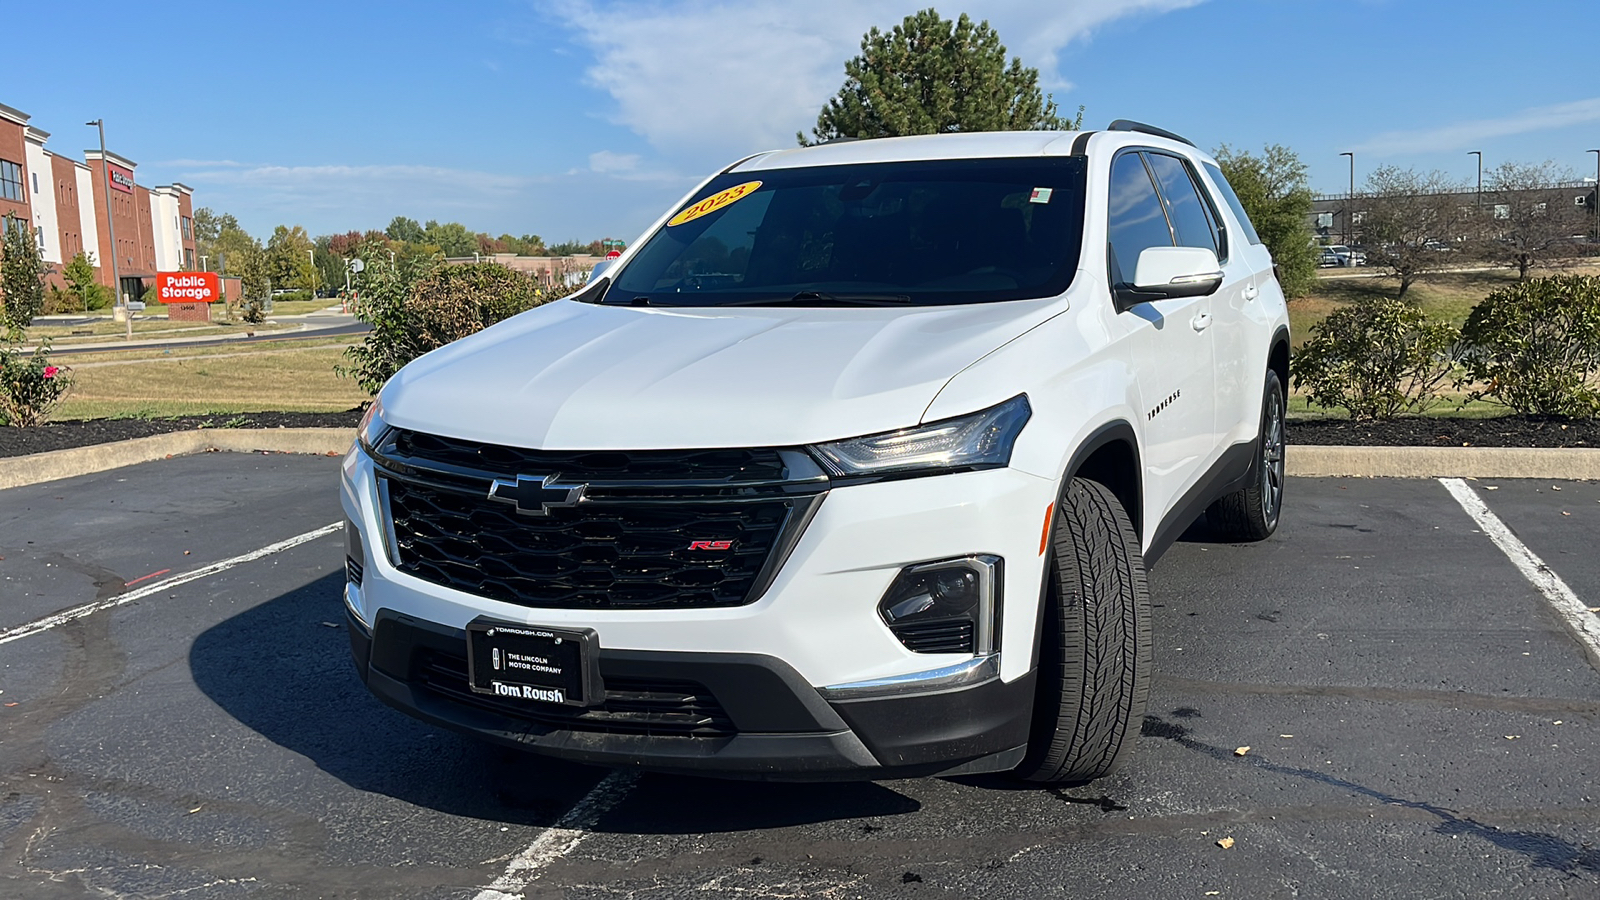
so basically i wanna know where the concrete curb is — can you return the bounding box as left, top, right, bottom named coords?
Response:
left=2, top=432, right=1597, bottom=492
left=0, top=428, right=352, bottom=491
left=1287, top=445, right=1600, bottom=480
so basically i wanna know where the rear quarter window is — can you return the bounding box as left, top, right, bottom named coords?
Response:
left=1201, top=162, right=1262, bottom=246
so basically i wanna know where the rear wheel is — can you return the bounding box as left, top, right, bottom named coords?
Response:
left=1015, top=478, right=1151, bottom=784
left=1206, top=369, right=1285, bottom=542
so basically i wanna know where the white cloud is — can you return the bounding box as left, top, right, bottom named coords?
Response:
left=1352, top=97, right=1600, bottom=156
left=542, top=0, right=1205, bottom=158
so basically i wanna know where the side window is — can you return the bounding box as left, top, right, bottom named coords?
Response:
left=1202, top=162, right=1262, bottom=246
left=1107, top=153, right=1173, bottom=286
left=1145, top=153, right=1220, bottom=258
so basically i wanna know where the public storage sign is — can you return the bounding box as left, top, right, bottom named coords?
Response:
left=156, top=272, right=220, bottom=303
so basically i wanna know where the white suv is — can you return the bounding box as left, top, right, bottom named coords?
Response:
left=340, top=121, right=1290, bottom=783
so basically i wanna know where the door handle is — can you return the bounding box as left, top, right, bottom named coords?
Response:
left=1191, top=312, right=1212, bottom=332
left=1243, top=284, right=1260, bottom=301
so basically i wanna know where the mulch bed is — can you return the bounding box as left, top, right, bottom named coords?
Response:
left=2, top=410, right=1598, bottom=459
left=1289, top=415, right=1599, bottom=448
left=0, top=409, right=366, bottom=459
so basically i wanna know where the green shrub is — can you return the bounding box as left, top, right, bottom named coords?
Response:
left=0, top=340, right=73, bottom=426
left=1458, top=275, right=1600, bottom=417
left=1291, top=297, right=1459, bottom=419
left=341, top=260, right=579, bottom=395
left=43, top=284, right=81, bottom=314
left=241, top=297, right=267, bottom=325
left=270, top=290, right=312, bottom=304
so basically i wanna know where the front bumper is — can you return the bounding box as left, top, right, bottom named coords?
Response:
left=347, top=608, right=1034, bottom=780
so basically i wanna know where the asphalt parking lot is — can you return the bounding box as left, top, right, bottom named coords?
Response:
left=2, top=455, right=1598, bottom=899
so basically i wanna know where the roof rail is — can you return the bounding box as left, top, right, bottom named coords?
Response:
left=1106, top=119, right=1195, bottom=148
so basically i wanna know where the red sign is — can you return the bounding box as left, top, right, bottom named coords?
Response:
left=156, top=272, right=220, bottom=303
left=108, top=163, right=135, bottom=193
left=605, top=249, right=622, bottom=259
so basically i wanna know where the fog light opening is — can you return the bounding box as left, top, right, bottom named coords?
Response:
left=878, top=555, right=1002, bottom=655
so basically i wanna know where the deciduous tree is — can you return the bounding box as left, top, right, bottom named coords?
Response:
left=1357, top=166, right=1473, bottom=300
left=1212, top=144, right=1318, bottom=298
left=1478, top=161, right=1588, bottom=279
left=803, top=8, right=1080, bottom=145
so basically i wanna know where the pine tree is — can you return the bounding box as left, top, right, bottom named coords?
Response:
left=802, top=8, right=1081, bottom=145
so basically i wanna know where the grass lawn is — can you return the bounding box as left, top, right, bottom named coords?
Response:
left=51, top=340, right=368, bottom=420
left=1289, top=261, right=1600, bottom=345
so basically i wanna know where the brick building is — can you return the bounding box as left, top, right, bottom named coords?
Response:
left=2, top=100, right=198, bottom=304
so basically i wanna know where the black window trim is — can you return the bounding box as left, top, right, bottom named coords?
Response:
left=1105, top=147, right=1180, bottom=295
left=1140, top=149, right=1230, bottom=265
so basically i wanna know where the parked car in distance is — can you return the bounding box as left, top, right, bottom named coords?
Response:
left=1318, top=247, right=1341, bottom=268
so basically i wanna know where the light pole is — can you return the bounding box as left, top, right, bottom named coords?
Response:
left=1469, top=151, right=1482, bottom=209
left=1589, top=150, right=1600, bottom=243
left=1339, top=152, right=1355, bottom=245
left=200, top=254, right=208, bottom=272
left=88, top=119, right=127, bottom=338
left=308, top=247, right=317, bottom=301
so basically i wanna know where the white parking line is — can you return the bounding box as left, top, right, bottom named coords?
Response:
left=1440, top=478, right=1600, bottom=665
left=0, top=522, right=343, bottom=646
left=473, top=770, right=639, bottom=900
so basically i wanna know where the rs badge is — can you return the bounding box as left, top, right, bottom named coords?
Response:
left=687, top=540, right=734, bottom=551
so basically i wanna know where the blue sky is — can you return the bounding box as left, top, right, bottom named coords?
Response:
left=12, top=0, right=1600, bottom=243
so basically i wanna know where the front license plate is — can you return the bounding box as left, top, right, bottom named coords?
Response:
left=465, top=619, right=601, bottom=707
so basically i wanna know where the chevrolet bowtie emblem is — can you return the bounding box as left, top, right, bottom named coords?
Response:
left=486, top=474, right=586, bottom=516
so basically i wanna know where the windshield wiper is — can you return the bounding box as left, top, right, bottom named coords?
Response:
left=723, top=291, right=913, bottom=307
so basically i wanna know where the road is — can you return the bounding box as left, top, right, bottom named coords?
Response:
left=1, top=457, right=1597, bottom=898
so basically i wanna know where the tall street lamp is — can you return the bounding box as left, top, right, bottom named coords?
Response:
left=1468, top=151, right=1482, bottom=209
left=87, top=119, right=125, bottom=338
left=1340, top=152, right=1355, bottom=245
left=1589, top=150, right=1600, bottom=243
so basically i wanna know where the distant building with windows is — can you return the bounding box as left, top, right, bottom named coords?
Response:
left=1309, top=182, right=1598, bottom=246
left=2, top=100, right=198, bottom=303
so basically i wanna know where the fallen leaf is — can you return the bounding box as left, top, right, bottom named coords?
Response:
left=3, top=702, right=17, bottom=708
left=319, top=622, right=340, bottom=629
left=188, top=806, right=202, bottom=814
left=1484, top=485, right=1499, bottom=490
left=1504, top=735, right=1520, bottom=740
left=184, top=550, right=192, bottom=555
left=1206, top=893, right=1221, bottom=897
left=1554, top=720, right=1563, bottom=725
left=1279, top=734, right=1295, bottom=738
left=1234, top=746, right=1251, bottom=757
left=1216, top=836, right=1235, bottom=850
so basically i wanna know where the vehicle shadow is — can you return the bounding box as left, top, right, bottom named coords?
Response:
left=189, top=572, right=921, bottom=832
left=1140, top=713, right=1600, bottom=877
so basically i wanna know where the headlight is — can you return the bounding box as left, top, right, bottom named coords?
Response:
left=357, top=397, right=389, bottom=451
left=809, top=395, right=1031, bottom=477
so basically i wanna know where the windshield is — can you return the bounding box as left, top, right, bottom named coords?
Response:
left=604, top=157, right=1087, bottom=307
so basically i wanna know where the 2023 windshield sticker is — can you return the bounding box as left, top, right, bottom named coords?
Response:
left=667, top=181, right=763, bottom=227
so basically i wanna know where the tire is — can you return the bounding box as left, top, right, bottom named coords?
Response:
left=1015, top=477, right=1151, bottom=784
left=1206, top=369, right=1286, bottom=542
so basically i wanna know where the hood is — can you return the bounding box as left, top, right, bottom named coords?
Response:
left=383, top=297, right=1063, bottom=450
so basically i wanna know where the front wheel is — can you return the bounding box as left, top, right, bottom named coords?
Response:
left=1206, top=369, right=1286, bottom=541
left=1015, top=478, right=1151, bottom=784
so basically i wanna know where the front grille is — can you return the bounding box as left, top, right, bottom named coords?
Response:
left=891, top=619, right=975, bottom=654
left=374, top=430, right=825, bottom=610
left=416, top=650, right=735, bottom=737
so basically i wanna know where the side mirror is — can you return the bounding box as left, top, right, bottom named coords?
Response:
left=589, top=258, right=615, bottom=280
left=1118, top=246, right=1224, bottom=310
